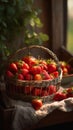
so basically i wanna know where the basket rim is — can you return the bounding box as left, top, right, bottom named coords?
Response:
left=7, top=45, right=60, bottom=67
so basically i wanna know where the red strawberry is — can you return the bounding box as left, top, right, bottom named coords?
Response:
left=51, top=71, right=59, bottom=78
left=25, top=73, right=33, bottom=80
left=47, top=85, right=57, bottom=95
left=47, top=63, right=57, bottom=74
left=21, top=68, right=29, bottom=76
left=59, top=61, right=70, bottom=75
left=31, top=99, right=43, bottom=110
left=42, top=70, right=52, bottom=80
left=9, top=62, right=18, bottom=73
left=59, top=61, right=66, bottom=69
left=30, top=65, right=42, bottom=75
left=41, top=89, right=48, bottom=96
left=31, top=88, right=42, bottom=96
left=6, top=70, right=14, bottom=78
left=24, top=86, right=33, bottom=94
left=66, top=64, right=71, bottom=73
left=15, top=60, right=24, bottom=69
left=17, top=73, right=24, bottom=80
left=39, top=60, right=48, bottom=70
left=21, top=62, right=29, bottom=70
left=66, top=87, right=73, bottom=98
left=62, top=67, right=68, bottom=76
left=53, top=92, right=67, bottom=101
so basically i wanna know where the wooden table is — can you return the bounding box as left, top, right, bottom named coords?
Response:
left=0, top=100, right=73, bottom=130
left=30, top=109, right=73, bottom=130
left=0, top=105, right=16, bottom=130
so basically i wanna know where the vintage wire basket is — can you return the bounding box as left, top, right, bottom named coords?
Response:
left=5, top=45, right=62, bottom=102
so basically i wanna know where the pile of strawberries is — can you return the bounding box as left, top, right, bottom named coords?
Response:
left=53, top=86, right=73, bottom=101
left=6, top=55, right=59, bottom=80
left=59, top=61, right=72, bottom=76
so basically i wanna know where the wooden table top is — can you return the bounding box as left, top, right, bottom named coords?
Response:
left=29, top=109, right=73, bottom=130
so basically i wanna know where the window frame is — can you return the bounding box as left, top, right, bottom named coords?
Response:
left=51, top=0, right=73, bottom=65
left=35, top=0, right=73, bottom=64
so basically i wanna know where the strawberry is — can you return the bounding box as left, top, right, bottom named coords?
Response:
left=31, top=87, right=42, bottom=96
left=59, top=61, right=71, bottom=75
left=25, top=73, right=33, bottom=80
left=34, top=74, right=42, bottom=80
left=9, top=62, right=18, bottom=73
left=53, top=92, right=67, bottom=101
left=17, top=73, right=24, bottom=80
left=66, top=87, right=73, bottom=98
left=20, top=68, right=29, bottom=76
left=65, top=63, right=71, bottom=73
left=41, top=89, right=48, bottom=96
left=62, top=67, right=68, bottom=76
left=15, top=60, right=24, bottom=69
left=21, top=62, right=29, bottom=70
left=47, top=63, right=57, bottom=74
left=51, top=71, right=59, bottom=78
left=6, top=70, right=14, bottom=78
left=39, top=60, right=48, bottom=70
left=59, top=61, right=66, bottom=69
left=41, top=70, right=52, bottom=80
left=24, top=86, right=33, bottom=94
left=31, top=99, right=43, bottom=110
left=30, top=65, right=42, bottom=75
left=47, top=85, right=57, bottom=95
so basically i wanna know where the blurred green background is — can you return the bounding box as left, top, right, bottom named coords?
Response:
left=67, top=19, right=73, bottom=53
left=67, top=0, right=73, bottom=54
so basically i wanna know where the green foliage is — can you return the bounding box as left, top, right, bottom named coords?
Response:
left=0, top=0, right=49, bottom=76
left=67, top=19, right=73, bottom=53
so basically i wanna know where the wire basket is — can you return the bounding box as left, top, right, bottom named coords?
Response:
left=5, top=45, right=62, bottom=102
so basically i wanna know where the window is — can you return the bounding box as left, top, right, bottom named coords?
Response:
left=67, top=0, right=73, bottom=54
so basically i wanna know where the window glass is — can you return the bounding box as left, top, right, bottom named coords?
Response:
left=67, top=0, right=73, bottom=53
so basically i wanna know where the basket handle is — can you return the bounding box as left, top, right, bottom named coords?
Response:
left=26, top=45, right=60, bottom=68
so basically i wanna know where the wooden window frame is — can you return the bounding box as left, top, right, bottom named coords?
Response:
left=38, top=0, right=73, bottom=65
left=50, top=0, right=73, bottom=65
